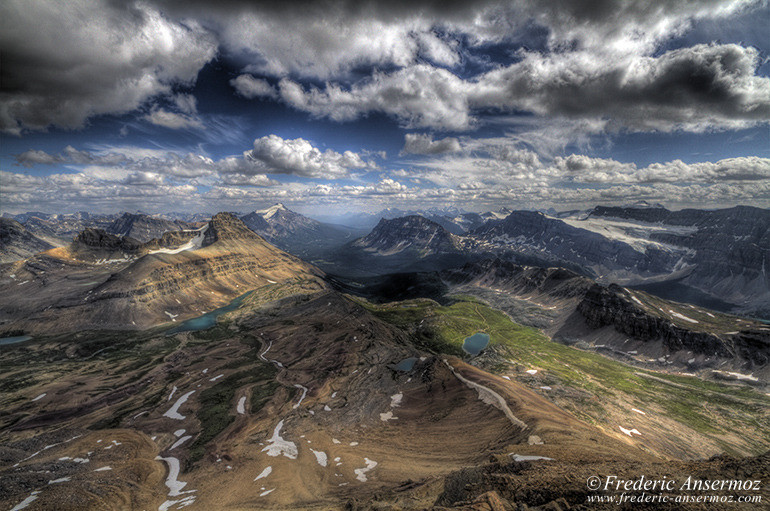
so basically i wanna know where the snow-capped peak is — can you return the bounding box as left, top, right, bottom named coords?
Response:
left=257, top=203, right=287, bottom=219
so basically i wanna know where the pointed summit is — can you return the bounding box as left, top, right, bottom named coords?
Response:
left=257, top=203, right=288, bottom=219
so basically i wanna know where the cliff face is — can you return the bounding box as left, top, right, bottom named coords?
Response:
left=106, top=213, right=191, bottom=242
left=354, top=215, right=462, bottom=256
left=576, top=283, right=770, bottom=364
left=74, top=228, right=143, bottom=252
left=443, top=258, right=593, bottom=300
left=471, top=211, right=680, bottom=277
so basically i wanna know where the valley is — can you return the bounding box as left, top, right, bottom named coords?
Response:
left=0, top=206, right=768, bottom=510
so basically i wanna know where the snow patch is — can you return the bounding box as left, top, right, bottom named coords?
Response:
left=10, top=491, right=41, bottom=511
left=31, top=393, right=46, bottom=402
left=509, top=454, right=553, bottom=462
left=669, top=310, right=698, bottom=323
left=163, top=391, right=195, bottom=420
left=237, top=396, right=246, bottom=415
left=619, top=426, right=642, bottom=436
left=170, top=435, right=192, bottom=450
left=310, top=449, right=328, bottom=467
left=262, top=420, right=298, bottom=459
left=379, top=411, right=396, bottom=421
left=354, top=458, right=378, bottom=482
left=254, top=466, right=272, bottom=481
left=293, top=385, right=308, bottom=409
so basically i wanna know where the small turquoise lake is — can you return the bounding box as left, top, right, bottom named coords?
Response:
left=166, top=291, right=254, bottom=335
left=462, top=333, right=490, bottom=356
left=0, top=335, right=32, bottom=346
left=393, top=357, right=418, bottom=371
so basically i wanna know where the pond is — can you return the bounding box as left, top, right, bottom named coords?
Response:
left=166, top=291, right=254, bottom=335
left=462, top=332, right=490, bottom=356
left=0, top=335, right=32, bottom=346
left=393, top=357, right=418, bottom=371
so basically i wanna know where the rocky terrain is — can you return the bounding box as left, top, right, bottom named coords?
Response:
left=105, top=213, right=195, bottom=243
left=1, top=206, right=769, bottom=510
left=318, top=216, right=471, bottom=277
left=1, top=281, right=766, bottom=510
left=442, top=258, right=770, bottom=383
left=0, top=218, right=55, bottom=264
left=241, top=204, right=366, bottom=260
left=0, top=213, right=325, bottom=335
left=2, top=212, right=117, bottom=246
left=324, top=205, right=770, bottom=319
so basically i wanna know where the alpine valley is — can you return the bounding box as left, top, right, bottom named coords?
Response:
left=1, top=203, right=768, bottom=510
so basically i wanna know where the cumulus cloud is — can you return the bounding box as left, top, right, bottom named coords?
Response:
left=402, top=133, right=461, bottom=155
left=278, top=65, right=472, bottom=130
left=243, top=135, right=376, bottom=178
left=2, top=1, right=767, bottom=135
left=275, top=43, right=769, bottom=132
left=0, top=170, right=199, bottom=211
left=0, top=0, right=216, bottom=134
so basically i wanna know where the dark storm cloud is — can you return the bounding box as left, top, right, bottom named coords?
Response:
left=477, top=43, right=770, bottom=131
left=1, top=0, right=767, bottom=134
left=0, top=0, right=216, bottom=134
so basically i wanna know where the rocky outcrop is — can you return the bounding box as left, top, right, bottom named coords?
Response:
left=471, top=211, right=680, bottom=278
left=74, top=228, right=143, bottom=252
left=590, top=205, right=770, bottom=314
left=204, top=212, right=266, bottom=245
left=577, top=283, right=733, bottom=357
left=442, top=259, right=593, bottom=299
left=354, top=215, right=462, bottom=256
left=106, top=213, right=191, bottom=242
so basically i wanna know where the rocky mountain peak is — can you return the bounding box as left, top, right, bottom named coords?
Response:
left=74, top=228, right=142, bottom=252
left=203, top=212, right=264, bottom=245
left=354, top=215, right=461, bottom=256
left=257, top=203, right=288, bottom=219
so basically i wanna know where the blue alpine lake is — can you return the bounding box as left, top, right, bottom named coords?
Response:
left=166, top=291, right=254, bottom=335
left=462, top=332, right=490, bottom=355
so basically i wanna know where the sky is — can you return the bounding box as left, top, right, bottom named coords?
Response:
left=1, top=0, right=769, bottom=216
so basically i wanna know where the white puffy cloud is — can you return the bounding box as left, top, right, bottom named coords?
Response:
left=2, top=0, right=767, bottom=136
left=402, top=133, right=461, bottom=155
left=243, top=135, right=376, bottom=178
left=278, top=65, right=472, bottom=130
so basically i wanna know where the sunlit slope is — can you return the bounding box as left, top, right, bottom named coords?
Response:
left=0, top=213, right=326, bottom=334
left=359, top=296, right=770, bottom=460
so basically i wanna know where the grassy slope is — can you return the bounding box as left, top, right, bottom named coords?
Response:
left=356, top=295, right=770, bottom=454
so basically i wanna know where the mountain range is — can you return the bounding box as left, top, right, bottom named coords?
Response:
left=1, top=203, right=768, bottom=510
